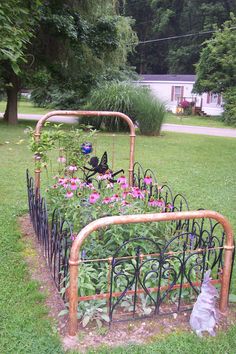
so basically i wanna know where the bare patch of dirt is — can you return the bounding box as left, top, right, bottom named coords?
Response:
left=19, top=215, right=236, bottom=353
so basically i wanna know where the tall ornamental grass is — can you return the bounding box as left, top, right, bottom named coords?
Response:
left=81, top=81, right=166, bottom=135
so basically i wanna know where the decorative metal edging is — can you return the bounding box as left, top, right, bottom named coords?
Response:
left=68, top=210, right=234, bottom=336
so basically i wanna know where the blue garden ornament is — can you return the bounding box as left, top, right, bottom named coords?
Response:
left=81, top=142, right=93, bottom=155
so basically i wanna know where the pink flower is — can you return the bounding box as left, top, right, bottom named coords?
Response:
left=121, top=200, right=130, bottom=206
left=71, top=233, right=76, bottom=241
left=144, top=176, right=152, bottom=185
left=122, top=191, right=131, bottom=199
left=102, top=197, right=112, bottom=204
left=51, top=184, right=58, bottom=189
left=120, top=183, right=129, bottom=190
left=131, top=187, right=145, bottom=199
left=70, top=177, right=80, bottom=184
left=166, top=203, right=174, bottom=211
left=70, top=181, right=78, bottom=191
left=66, top=190, right=74, bottom=198
left=89, top=191, right=100, bottom=204
left=58, top=177, right=66, bottom=185
left=156, top=199, right=165, bottom=208
left=86, top=183, right=95, bottom=190
left=148, top=198, right=158, bottom=207
left=68, top=165, right=77, bottom=172
left=106, top=182, right=114, bottom=189
left=57, top=156, right=66, bottom=163
left=111, top=194, right=120, bottom=202
left=117, top=175, right=127, bottom=184
left=97, top=172, right=112, bottom=180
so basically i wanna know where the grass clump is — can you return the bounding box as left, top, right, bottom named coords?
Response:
left=82, top=81, right=166, bottom=135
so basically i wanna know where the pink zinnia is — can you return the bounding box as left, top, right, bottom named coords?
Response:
left=66, top=190, right=74, bottom=198
left=144, top=176, right=152, bottom=185
left=58, top=156, right=66, bottom=163
left=117, top=175, right=127, bottom=184
left=89, top=191, right=100, bottom=204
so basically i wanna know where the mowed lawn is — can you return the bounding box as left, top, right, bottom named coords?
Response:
left=0, top=119, right=236, bottom=353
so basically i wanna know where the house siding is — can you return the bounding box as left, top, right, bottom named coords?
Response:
left=137, top=76, right=223, bottom=116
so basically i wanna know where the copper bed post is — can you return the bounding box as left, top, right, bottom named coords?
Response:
left=33, top=110, right=136, bottom=192
left=68, top=210, right=234, bottom=337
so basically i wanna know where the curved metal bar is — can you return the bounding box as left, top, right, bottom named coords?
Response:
left=68, top=209, right=234, bottom=336
left=34, top=110, right=136, bottom=189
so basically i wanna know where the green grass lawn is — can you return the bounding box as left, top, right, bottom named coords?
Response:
left=0, top=99, right=50, bottom=115
left=0, top=120, right=236, bottom=353
left=1, top=100, right=235, bottom=130
left=164, top=112, right=235, bottom=129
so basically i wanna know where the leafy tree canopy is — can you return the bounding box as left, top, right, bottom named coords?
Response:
left=194, top=14, right=236, bottom=93
left=125, top=0, right=236, bottom=74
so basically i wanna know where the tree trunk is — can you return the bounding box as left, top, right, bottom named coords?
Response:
left=3, top=72, right=19, bottom=125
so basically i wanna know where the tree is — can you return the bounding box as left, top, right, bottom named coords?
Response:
left=0, top=0, right=137, bottom=123
left=194, top=15, right=236, bottom=93
left=125, top=0, right=236, bottom=74
left=28, top=1, right=137, bottom=109
left=0, top=0, right=40, bottom=124
left=194, top=15, right=236, bottom=125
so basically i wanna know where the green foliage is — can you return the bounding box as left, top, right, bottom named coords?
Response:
left=1, top=121, right=236, bottom=349
left=30, top=2, right=137, bottom=108
left=0, top=0, right=39, bottom=73
left=194, top=15, right=236, bottom=94
left=133, top=90, right=166, bottom=136
left=125, top=0, right=235, bottom=74
left=28, top=123, right=95, bottom=169
left=222, top=87, right=236, bottom=126
left=82, top=81, right=165, bottom=134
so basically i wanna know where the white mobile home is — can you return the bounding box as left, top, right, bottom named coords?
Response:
left=137, top=74, right=223, bottom=116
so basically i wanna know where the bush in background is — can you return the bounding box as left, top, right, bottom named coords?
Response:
left=134, top=90, right=166, bottom=135
left=81, top=81, right=166, bottom=135
left=222, top=88, right=236, bottom=126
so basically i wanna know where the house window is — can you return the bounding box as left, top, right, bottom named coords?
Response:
left=171, top=86, right=184, bottom=101
left=207, top=92, right=221, bottom=105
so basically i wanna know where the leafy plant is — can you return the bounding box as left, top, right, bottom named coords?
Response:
left=77, top=300, right=110, bottom=328
left=82, top=81, right=166, bottom=135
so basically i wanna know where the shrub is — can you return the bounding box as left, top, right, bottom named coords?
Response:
left=81, top=81, right=166, bottom=134
left=222, top=88, right=236, bottom=126
left=133, top=90, right=166, bottom=136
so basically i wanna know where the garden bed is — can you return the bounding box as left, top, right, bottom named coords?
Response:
left=20, top=214, right=236, bottom=352
left=26, top=111, right=234, bottom=336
